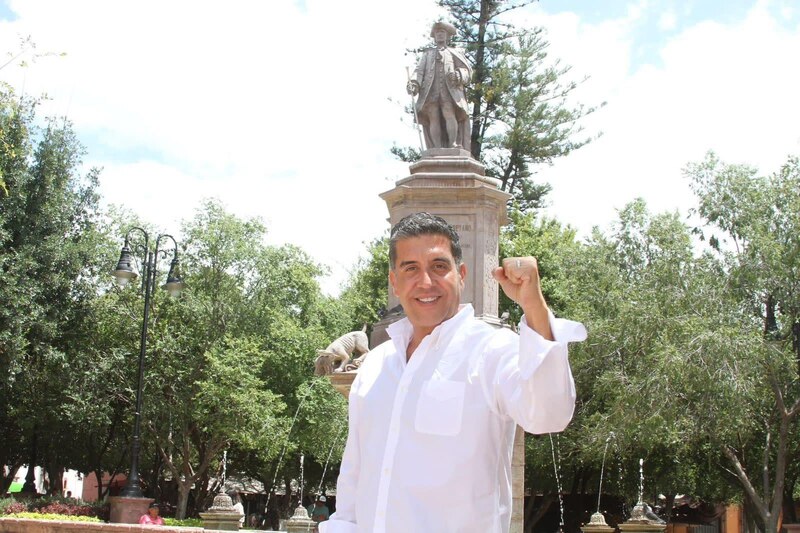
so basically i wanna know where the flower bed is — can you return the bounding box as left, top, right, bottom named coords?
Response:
left=0, top=497, right=108, bottom=521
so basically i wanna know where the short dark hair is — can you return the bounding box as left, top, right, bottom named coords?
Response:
left=389, top=212, right=462, bottom=268
left=148, top=502, right=159, bottom=509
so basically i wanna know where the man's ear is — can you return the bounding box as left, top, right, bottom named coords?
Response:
left=389, top=269, right=397, bottom=296
left=459, top=262, right=467, bottom=285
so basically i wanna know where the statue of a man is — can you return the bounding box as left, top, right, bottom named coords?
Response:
left=407, top=21, right=473, bottom=150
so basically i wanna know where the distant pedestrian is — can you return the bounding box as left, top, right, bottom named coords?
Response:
left=307, top=494, right=330, bottom=523
left=228, top=491, right=245, bottom=527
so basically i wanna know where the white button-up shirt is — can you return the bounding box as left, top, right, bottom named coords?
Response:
left=321, top=304, right=586, bottom=533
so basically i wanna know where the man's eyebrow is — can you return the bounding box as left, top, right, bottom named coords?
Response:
left=398, top=257, right=453, bottom=268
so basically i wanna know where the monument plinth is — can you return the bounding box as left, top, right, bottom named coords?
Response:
left=379, top=148, right=510, bottom=323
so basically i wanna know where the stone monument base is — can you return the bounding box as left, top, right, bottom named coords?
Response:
left=108, top=496, right=153, bottom=524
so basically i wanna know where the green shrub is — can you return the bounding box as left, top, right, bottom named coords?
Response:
left=6, top=512, right=102, bottom=522
left=163, top=517, right=204, bottom=527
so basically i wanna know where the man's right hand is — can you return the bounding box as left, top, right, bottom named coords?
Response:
left=406, top=80, right=419, bottom=95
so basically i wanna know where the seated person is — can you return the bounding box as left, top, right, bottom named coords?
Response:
left=139, top=502, right=165, bottom=526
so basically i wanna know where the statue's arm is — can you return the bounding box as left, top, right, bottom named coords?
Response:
left=453, top=49, right=472, bottom=86
left=408, top=51, right=428, bottom=93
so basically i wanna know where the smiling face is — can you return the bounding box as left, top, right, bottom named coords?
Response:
left=389, top=234, right=466, bottom=342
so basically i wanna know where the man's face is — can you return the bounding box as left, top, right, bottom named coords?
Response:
left=389, top=234, right=466, bottom=337
left=434, top=29, right=448, bottom=46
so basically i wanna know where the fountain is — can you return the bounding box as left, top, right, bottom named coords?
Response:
left=283, top=454, right=316, bottom=533
left=199, top=450, right=243, bottom=530
left=617, top=459, right=666, bottom=533
left=549, top=433, right=566, bottom=533
left=263, top=380, right=320, bottom=518
left=581, top=433, right=615, bottom=533
left=199, top=493, right=242, bottom=531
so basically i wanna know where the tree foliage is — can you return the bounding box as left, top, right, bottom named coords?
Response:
left=0, top=83, right=108, bottom=494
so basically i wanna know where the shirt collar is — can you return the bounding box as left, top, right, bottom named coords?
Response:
left=387, top=303, right=474, bottom=349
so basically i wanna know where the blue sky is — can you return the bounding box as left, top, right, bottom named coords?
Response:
left=1, top=0, right=799, bottom=293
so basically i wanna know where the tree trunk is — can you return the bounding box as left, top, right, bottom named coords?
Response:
left=46, top=465, right=64, bottom=496
left=176, top=480, right=193, bottom=520
left=783, top=484, right=798, bottom=524
left=0, top=463, right=21, bottom=495
left=469, top=0, right=492, bottom=159
left=764, top=294, right=777, bottom=334
left=663, top=494, right=676, bottom=524
left=524, top=493, right=555, bottom=533
left=792, top=321, right=800, bottom=373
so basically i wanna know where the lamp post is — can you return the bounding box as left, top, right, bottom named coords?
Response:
left=111, top=227, right=184, bottom=499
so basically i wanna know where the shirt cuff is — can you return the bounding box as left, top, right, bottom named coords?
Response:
left=517, top=311, right=587, bottom=380
left=319, top=518, right=358, bottom=533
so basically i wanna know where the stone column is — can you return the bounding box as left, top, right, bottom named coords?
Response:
left=379, top=147, right=524, bottom=532
left=379, top=148, right=510, bottom=322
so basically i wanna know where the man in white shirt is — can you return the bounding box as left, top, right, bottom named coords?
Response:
left=321, top=212, right=586, bottom=533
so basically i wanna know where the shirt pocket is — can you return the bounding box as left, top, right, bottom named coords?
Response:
left=414, top=379, right=466, bottom=436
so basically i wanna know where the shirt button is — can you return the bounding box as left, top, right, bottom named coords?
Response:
left=383, top=468, right=390, bottom=475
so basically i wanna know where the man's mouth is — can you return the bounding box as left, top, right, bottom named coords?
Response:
left=416, top=296, right=440, bottom=303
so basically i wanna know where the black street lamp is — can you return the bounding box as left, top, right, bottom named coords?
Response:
left=111, top=227, right=184, bottom=499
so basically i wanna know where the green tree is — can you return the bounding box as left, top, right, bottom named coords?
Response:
left=684, top=153, right=800, bottom=532
left=113, top=200, right=348, bottom=518
left=338, top=236, right=390, bottom=331
left=0, top=83, right=106, bottom=494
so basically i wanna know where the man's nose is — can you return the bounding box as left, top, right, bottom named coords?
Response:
left=417, top=268, right=434, bottom=287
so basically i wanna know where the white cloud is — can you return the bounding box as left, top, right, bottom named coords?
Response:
left=2, top=1, right=799, bottom=293
left=658, top=10, right=677, bottom=31
left=0, top=0, right=443, bottom=294
left=532, top=1, right=800, bottom=237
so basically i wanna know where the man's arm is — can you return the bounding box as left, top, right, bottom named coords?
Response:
left=489, top=257, right=587, bottom=433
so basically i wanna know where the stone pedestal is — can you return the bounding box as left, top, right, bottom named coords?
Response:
left=510, top=426, right=525, bottom=533
left=379, top=148, right=511, bottom=321
left=617, top=503, right=667, bottom=533
left=284, top=505, right=316, bottom=533
left=329, top=371, right=357, bottom=398
left=108, top=496, right=153, bottom=524
left=582, top=512, right=616, bottom=533
left=199, top=492, right=242, bottom=531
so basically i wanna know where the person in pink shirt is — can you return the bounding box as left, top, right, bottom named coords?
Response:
left=139, top=502, right=165, bottom=526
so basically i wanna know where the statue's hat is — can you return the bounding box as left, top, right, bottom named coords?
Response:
left=430, top=21, right=457, bottom=38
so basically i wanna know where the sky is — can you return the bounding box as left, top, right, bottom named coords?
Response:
left=1, top=0, right=799, bottom=294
